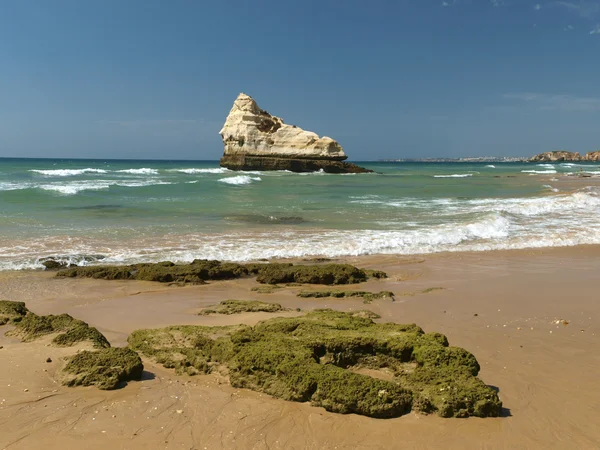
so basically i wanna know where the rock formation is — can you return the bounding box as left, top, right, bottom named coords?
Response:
left=529, top=150, right=600, bottom=162
left=219, top=93, right=372, bottom=173
left=529, top=151, right=582, bottom=162
left=584, top=151, right=600, bottom=162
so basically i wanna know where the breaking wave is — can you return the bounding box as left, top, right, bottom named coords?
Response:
left=30, top=168, right=108, bottom=176
left=218, top=175, right=262, bottom=185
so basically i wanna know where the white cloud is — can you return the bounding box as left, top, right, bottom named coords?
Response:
left=534, top=3, right=542, bottom=10
left=504, top=93, right=600, bottom=112
left=552, top=1, right=600, bottom=19
left=590, top=24, right=600, bottom=32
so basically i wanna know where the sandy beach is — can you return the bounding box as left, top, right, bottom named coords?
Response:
left=1, top=246, right=599, bottom=449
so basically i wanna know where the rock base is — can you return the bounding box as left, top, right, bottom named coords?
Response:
left=220, top=155, right=373, bottom=174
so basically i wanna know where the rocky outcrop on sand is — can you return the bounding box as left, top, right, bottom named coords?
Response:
left=529, top=151, right=582, bottom=162
left=219, top=93, right=372, bottom=173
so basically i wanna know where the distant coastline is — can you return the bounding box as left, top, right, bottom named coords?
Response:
left=379, top=156, right=527, bottom=163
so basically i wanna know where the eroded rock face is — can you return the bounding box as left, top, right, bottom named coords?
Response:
left=529, top=151, right=582, bottom=162
left=219, top=93, right=372, bottom=173
left=585, top=151, right=600, bottom=162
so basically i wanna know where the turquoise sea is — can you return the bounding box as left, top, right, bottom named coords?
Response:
left=1, top=157, right=599, bottom=270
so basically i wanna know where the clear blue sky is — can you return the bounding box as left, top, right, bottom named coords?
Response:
left=1, top=0, right=599, bottom=160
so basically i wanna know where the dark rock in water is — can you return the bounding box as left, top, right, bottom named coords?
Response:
left=40, top=254, right=106, bottom=270
left=41, top=260, right=71, bottom=270
left=220, top=155, right=373, bottom=174
left=219, top=93, right=372, bottom=174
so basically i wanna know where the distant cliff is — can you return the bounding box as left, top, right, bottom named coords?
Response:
left=219, top=93, right=372, bottom=174
left=529, top=151, right=600, bottom=162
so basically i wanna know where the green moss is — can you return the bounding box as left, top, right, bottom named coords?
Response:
left=9, top=313, right=110, bottom=348
left=199, top=300, right=288, bottom=316
left=0, top=300, right=29, bottom=325
left=250, top=285, right=282, bottom=294
left=62, top=347, right=143, bottom=390
left=128, top=324, right=247, bottom=376
left=421, top=287, right=445, bottom=294
left=363, top=269, right=388, bottom=279
left=297, top=290, right=395, bottom=303
left=128, top=310, right=501, bottom=418
left=57, top=260, right=385, bottom=286
left=256, top=264, right=370, bottom=285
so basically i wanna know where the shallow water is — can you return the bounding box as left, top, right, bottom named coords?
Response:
left=1, top=158, right=600, bottom=269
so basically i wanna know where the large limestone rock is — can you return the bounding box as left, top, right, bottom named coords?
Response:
left=584, top=151, right=600, bottom=162
left=219, top=93, right=372, bottom=173
left=529, top=151, right=582, bottom=162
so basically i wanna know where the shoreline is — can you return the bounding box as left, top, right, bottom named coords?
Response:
left=1, top=244, right=599, bottom=448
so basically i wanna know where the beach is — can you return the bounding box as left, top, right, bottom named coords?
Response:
left=1, top=246, right=599, bottom=449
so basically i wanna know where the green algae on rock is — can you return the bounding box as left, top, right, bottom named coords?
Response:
left=128, top=310, right=501, bottom=418
left=199, top=300, right=288, bottom=316
left=56, top=260, right=386, bottom=286
left=255, top=264, right=371, bottom=285
left=297, top=290, right=395, bottom=303
left=250, top=285, right=282, bottom=294
left=0, top=300, right=29, bottom=325
left=8, top=313, right=110, bottom=348
left=62, top=347, right=143, bottom=390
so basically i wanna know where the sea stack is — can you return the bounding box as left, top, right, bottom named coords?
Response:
left=219, top=93, right=372, bottom=173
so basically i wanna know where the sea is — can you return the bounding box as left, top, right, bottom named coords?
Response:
left=1, top=157, right=599, bottom=271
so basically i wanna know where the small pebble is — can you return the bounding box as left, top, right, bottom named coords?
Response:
left=46, top=357, right=52, bottom=363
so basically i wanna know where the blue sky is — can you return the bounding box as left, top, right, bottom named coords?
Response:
left=0, top=0, right=599, bottom=160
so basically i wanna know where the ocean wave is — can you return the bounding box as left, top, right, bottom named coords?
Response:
left=536, top=164, right=555, bottom=168
left=172, top=168, right=230, bottom=174
left=115, top=168, right=159, bottom=175
left=30, top=168, right=108, bottom=176
left=433, top=174, right=473, bottom=178
left=37, top=179, right=172, bottom=195
left=522, top=170, right=557, bottom=174
left=485, top=165, right=496, bottom=168
left=349, top=190, right=600, bottom=217
left=218, top=175, right=261, bottom=185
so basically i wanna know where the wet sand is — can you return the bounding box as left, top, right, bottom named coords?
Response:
left=1, top=246, right=600, bottom=449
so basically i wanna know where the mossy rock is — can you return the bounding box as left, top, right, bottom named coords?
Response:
left=9, top=313, right=110, bottom=348
left=128, top=324, right=247, bottom=376
left=256, top=264, right=369, bottom=285
left=251, top=285, right=282, bottom=294
left=57, top=260, right=386, bottom=286
left=62, top=347, right=143, bottom=390
left=0, top=300, right=29, bottom=325
left=128, top=310, right=501, bottom=418
left=297, top=290, right=395, bottom=302
left=199, top=300, right=288, bottom=316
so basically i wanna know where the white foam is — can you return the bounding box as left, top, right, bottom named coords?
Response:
left=0, top=182, right=28, bottom=191
left=30, top=168, right=107, bottom=176
left=433, top=174, right=473, bottom=178
left=485, top=165, right=496, bottom=168
left=37, top=179, right=172, bottom=195
left=218, top=176, right=261, bottom=185
left=522, top=170, right=557, bottom=174
left=536, top=164, right=555, bottom=168
left=116, top=168, right=159, bottom=175
left=172, top=168, right=229, bottom=174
